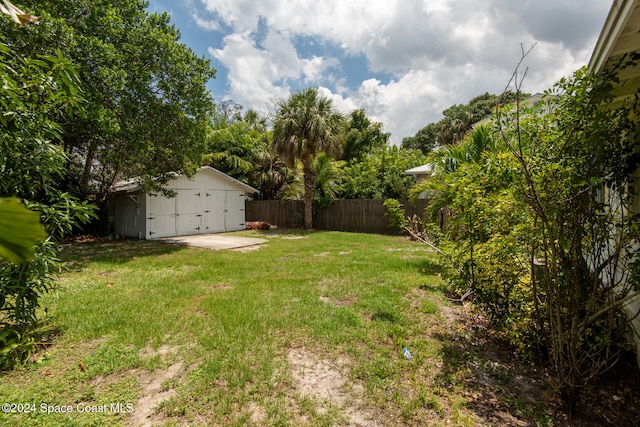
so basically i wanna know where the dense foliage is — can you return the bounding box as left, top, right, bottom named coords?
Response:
left=0, top=30, right=95, bottom=368
left=402, top=91, right=524, bottom=154
left=1, top=0, right=217, bottom=368
left=1, top=0, right=216, bottom=199
left=341, top=109, right=390, bottom=162
left=273, top=88, right=345, bottom=228
left=414, top=64, right=640, bottom=410
left=341, top=146, right=426, bottom=200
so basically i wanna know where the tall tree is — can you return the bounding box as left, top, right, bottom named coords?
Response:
left=0, top=0, right=216, bottom=199
left=249, top=149, right=294, bottom=200
left=273, top=88, right=344, bottom=229
left=342, top=146, right=426, bottom=200
left=281, top=154, right=344, bottom=206
left=203, top=121, right=267, bottom=182
left=341, top=109, right=389, bottom=161
left=402, top=91, right=524, bottom=151
left=203, top=105, right=272, bottom=184
left=401, top=122, right=439, bottom=155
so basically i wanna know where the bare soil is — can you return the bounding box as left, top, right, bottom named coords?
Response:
left=127, top=343, right=193, bottom=427
left=441, top=305, right=640, bottom=427
left=287, top=347, right=375, bottom=426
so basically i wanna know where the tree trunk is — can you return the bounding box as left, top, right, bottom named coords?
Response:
left=303, top=155, right=314, bottom=229
left=81, top=141, right=97, bottom=199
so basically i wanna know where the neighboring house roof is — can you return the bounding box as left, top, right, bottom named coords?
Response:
left=589, top=0, right=640, bottom=108
left=521, top=93, right=545, bottom=107
left=404, top=93, right=547, bottom=179
left=110, top=166, right=258, bottom=194
left=403, top=164, right=434, bottom=177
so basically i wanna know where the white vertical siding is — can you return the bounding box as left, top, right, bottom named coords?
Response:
left=225, top=191, right=246, bottom=231
left=126, top=167, right=255, bottom=239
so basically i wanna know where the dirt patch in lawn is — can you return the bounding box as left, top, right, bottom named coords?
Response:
left=319, top=295, right=356, bottom=307
left=138, top=343, right=180, bottom=360
left=230, top=244, right=263, bottom=252
left=127, top=342, right=196, bottom=427
left=208, top=283, right=235, bottom=291
left=287, top=347, right=378, bottom=426
left=129, top=361, right=187, bottom=427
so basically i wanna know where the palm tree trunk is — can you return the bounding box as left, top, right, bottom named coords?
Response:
left=303, top=155, right=314, bottom=229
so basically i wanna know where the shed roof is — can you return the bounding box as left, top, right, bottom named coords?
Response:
left=110, top=166, right=258, bottom=194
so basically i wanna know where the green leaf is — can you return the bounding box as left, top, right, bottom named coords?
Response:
left=0, top=197, right=48, bottom=264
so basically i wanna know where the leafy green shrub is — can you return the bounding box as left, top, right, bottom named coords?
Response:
left=383, top=198, right=408, bottom=230
left=0, top=325, right=36, bottom=371
left=431, top=60, right=640, bottom=409
left=470, top=237, right=528, bottom=321
left=0, top=39, right=96, bottom=368
left=0, top=240, right=61, bottom=326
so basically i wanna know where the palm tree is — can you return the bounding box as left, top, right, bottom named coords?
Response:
left=273, top=88, right=344, bottom=229
left=282, top=153, right=344, bottom=205
left=249, top=149, right=293, bottom=200
left=312, top=153, right=343, bottom=206
left=410, top=124, right=496, bottom=226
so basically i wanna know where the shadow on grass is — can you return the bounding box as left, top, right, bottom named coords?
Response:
left=432, top=315, right=640, bottom=426
left=418, top=257, right=444, bottom=275
left=60, top=238, right=185, bottom=270
left=432, top=321, right=553, bottom=426
left=371, top=310, right=401, bottom=323
left=418, top=282, right=449, bottom=294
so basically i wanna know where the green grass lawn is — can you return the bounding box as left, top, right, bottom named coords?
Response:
left=0, top=230, right=554, bottom=426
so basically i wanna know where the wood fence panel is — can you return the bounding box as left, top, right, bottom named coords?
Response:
left=246, top=199, right=430, bottom=234
left=245, top=200, right=304, bottom=228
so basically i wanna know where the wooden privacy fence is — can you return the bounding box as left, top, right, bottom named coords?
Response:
left=246, top=199, right=429, bottom=234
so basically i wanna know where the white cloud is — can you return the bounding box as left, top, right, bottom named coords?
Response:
left=301, top=56, right=340, bottom=84
left=193, top=0, right=611, bottom=143
left=335, top=71, right=450, bottom=145
left=208, top=32, right=291, bottom=110
left=422, top=0, right=452, bottom=15
left=209, top=28, right=341, bottom=113
left=191, top=12, right=220, bottom=31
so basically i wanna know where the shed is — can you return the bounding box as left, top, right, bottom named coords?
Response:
left=109, top=166, right=257, bottom=239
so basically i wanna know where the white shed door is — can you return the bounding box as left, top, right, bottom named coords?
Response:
left=147, top=189, right=245, bottom=237
left=203, top=190, right=226, bottom=233
left=224, top=191, right=246, bottom=231
left=147, top=194, right=177, bottom=238
left=176, top=190, right=203, bottom=235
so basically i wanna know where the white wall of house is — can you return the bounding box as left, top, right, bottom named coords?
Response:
left=589, top=0, right=640, bottom=369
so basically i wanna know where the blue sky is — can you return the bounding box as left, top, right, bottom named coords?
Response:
left=147, top=0, right=612, bottom=144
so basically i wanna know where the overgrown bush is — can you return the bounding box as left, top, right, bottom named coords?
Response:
left=0, top=37, right=96, bottom=369
left=416, top=59, right=640, bottom=411
left=497, top=64, right=640, bottom=409
left=383, top=198, right=409, bottom=230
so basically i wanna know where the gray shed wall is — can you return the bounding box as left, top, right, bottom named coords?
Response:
left=112, top=192, right=146, bottom=239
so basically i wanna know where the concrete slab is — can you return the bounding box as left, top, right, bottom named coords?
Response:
left=160, top=234, right=266, bottom=250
